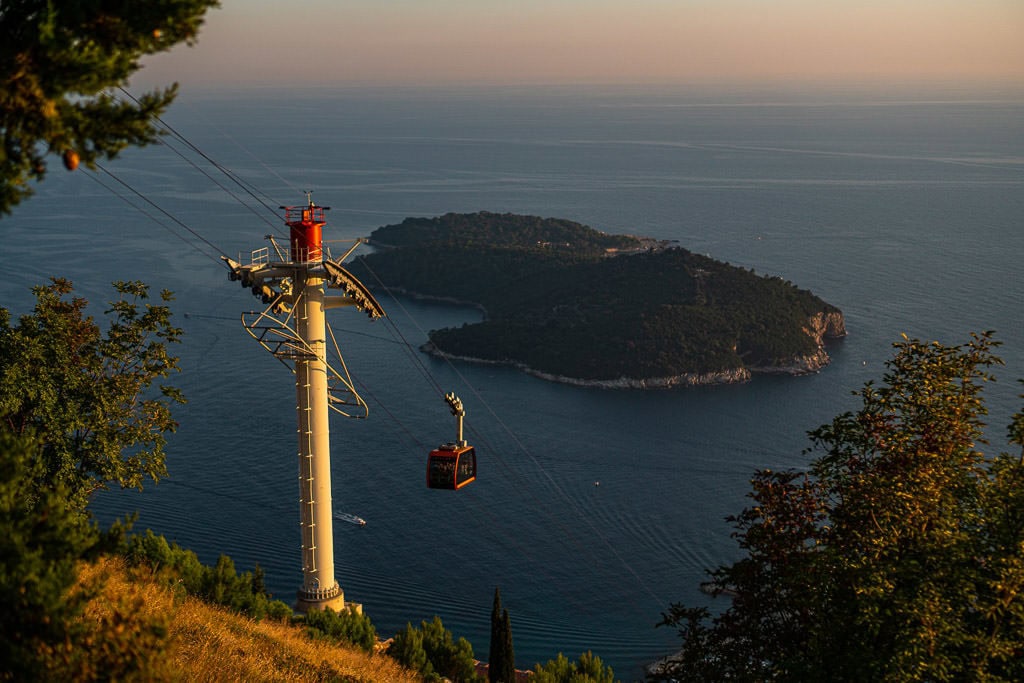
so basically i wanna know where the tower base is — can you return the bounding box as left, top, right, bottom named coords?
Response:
left=294, top=583, right=360, bottom=614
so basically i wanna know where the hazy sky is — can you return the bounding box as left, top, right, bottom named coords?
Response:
left=135, top=0, right=1024, bottom=88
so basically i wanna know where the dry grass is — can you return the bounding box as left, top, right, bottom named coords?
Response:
left=77, top=557, right=420, bottom=682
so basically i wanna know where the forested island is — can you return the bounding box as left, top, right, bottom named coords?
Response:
left=351, top=212, right=846, bottom=388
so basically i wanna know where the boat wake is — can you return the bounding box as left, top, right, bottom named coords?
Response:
left=334, top=511, right=366, bottom=526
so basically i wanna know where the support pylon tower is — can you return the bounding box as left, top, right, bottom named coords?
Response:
left=223, top=193, right=385, bottom=613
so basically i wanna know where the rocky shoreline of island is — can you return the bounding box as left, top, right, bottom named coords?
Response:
left=421, top=341, right=755, bottom=388
left=421, top=307, right=845, bottom=389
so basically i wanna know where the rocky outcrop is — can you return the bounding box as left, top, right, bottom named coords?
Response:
left=646, top=651, right=686, bottom=679
left=525, top=366, right=751, bottom=389
left=807, top=310, right=848, bottom=342
left=749, top=348, right=831, bottom=375
left=749, top=310, right=847, bottom=376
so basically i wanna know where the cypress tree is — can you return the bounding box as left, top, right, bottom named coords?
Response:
left=488, top=587, right=516, bottom=682
left=500, top=608, right=516, bottom=683
left=488, top=588, right=503, bottom=682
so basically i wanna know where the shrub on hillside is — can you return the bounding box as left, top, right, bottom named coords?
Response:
left=304, top=606, right=377, bottom=652
left=533, top=651, right=616, bottom=683
left=387, top=616, right=482, bottom=682
left=125, top=530, right=291, bottom=621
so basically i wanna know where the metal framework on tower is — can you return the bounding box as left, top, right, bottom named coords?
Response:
left=222, top=193, right=385, bottom=612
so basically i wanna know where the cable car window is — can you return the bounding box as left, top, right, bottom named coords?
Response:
left=427, top=453, right=457, bottom=489
left=456, top=447, right=476, bottom=487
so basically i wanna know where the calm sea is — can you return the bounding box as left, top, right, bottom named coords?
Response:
left=2, top=83, right=1022, bottom=679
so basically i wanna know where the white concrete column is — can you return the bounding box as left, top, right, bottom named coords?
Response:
left=294, top=272, right=345, bottom=612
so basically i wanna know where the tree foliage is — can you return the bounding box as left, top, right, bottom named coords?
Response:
left=0, top=432, right=170, bottom=681
left=0, top=279, right=184, bottom=511
left=388, top=622, right=431, bottom=678
left=0, top=281, right=184, bottom=679
left=532, top=651, right=617, bottom=683
left=489, top=587, right=517, bottom=683
left=0, top=0, right=219, bottom=214
left=125, top=529, right=292, bottom=623
left=655, top=332, right=1024, bottom=681
left=370, top=211, right=641, bottom=256
left=387, top=616, right=483, bottom=682
left=0, top=430, right=101, bottom=679
left=304, top=605, right=378, bottom=653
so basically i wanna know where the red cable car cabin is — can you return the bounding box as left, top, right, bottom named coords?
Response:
left=426, top=443, right=477, bottom=490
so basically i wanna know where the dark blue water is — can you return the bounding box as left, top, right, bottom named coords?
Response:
left=2, top=84, right=1022, bottom=680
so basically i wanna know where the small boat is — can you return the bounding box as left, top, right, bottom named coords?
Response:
left=334, top=512, right=366, bottom=526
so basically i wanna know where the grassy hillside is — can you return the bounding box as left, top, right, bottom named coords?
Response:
left=77, top=556, right=420, bottom=683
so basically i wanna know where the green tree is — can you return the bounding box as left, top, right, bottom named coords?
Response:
left=0, top=431, right=170, bottom=681
left=0, top=430, right=99, bottom=679
left=387, top=616, right=482, bottom=682
left=0, top=0, right=219, bottom=214
left=533, top=651, right=616, bottom=683
left=501, top=610, right=515, bottom=680
left=124, top=529, right=293, bottom=623
left=387, top=623, right=433, bottom=680
left=489, top=587, right=516, bottom=683
left=304, top=606, right=377, bottom=653
left=655, top=332, right=1024, bottom=681
left=0, top=279, right=184, bottom=511
left=421, top=615, right=480, bottom=683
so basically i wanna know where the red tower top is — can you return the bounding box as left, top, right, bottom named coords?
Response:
left=283, top=194, right=329, bottom=263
